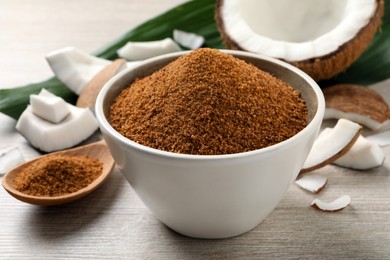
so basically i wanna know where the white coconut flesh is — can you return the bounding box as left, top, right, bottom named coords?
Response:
left=0, top=147, right=24, bottom=175
left=333, top=134, right=385, bottom=170
left=16, top=90, right=98, bottom=153
left=219, top=0, right=378, bottom=62
left=117, top=38, right=181, bottom=61
left=46, top=47, right=111, bottom=95
left=173, top=29, right=205, bottom=50
left=366, top=130, right=390, bottom=146
left=311, top=195, right=351, bottom=212
left=30, top=89, right=70, bottom=124
left=295, top=175, right=328, bottom=194
left=46, top=47, right=140, bottom=95
left=301, top=119, right=362, bottom=173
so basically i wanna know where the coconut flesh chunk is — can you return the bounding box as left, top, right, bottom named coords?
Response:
left=216, top=0, right=384, bottom=81
left=324, top=84, right=390, bottom=130
left=366, top=130, right=390, bottom=147
left=16, top=90, right=98, bottom=153
left=311, top=195, right=351, bottom=212
left=295, top=175, right=328, bottom=194
left=30, top=89, right=70, bottom=123
left=301, top=119, right=362, bottom=173
left=46, top=47, right=138, bottom=95
left=0, top=147, right=24, bottom=175
left=46, top=47, right=111, bottom=95
left=117, top=38, right=181, bottom=61
left=333, top=133, right=385, bottom=170
left=173, top=29, right=205, bottom=49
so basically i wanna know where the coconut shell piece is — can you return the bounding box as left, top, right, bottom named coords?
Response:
left=301, top=119, right=362, bottom=174
left=311, top=195, right=351, bottom=212
left=324, top=84, right=390, bottom=130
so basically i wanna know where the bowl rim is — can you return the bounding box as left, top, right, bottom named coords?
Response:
left=95, top=49, right=325, bottom=161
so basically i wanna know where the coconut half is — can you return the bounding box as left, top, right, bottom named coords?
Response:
left=216, top=0, right=384, bottom=81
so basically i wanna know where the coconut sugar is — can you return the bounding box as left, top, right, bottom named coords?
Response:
left=110, top=48, right=308, bottom=155
left=13, top=154, right=103, bottom=197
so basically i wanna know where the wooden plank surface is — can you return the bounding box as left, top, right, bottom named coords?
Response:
left=1, top=1, right=390, bottom=259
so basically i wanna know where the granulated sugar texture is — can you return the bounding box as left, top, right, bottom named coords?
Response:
left=110, top=48, right=308, bottom=155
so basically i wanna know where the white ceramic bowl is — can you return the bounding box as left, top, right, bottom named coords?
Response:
left=95, top=50, right=325, bottom=239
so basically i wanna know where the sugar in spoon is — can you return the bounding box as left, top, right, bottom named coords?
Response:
left=2, top=140, right=114, bottom=206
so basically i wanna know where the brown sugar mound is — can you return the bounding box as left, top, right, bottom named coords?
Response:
left=13, top=154, right=103, bottom=197
left=110, top=48, right=308, bottom=155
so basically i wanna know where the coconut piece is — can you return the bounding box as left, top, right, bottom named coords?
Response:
left=16, top=90, right=98, bottom=152
left=124, top=61, right=141, bottom=70
left=46, top=47, right=112, bottom=95
left=173, top=29, right=205, bottom=49
left=0, top=147, right=24, bottom=175
left=16, top=105, right=98, bottom=152
left=324, top=84, right=390, bottom=130
left=301, top=119, right=362, bottom=173
left=311, top=195, right=351, bottom=212
left=30, top=89, right=70, bottom=123
left=46, top=47, right=140, bottom=95
left=216, top=0, right=384, bottom=81
left=117, top=38, right=181, bottom=61
left=366, top=130, right=390, bottom=147
left=295, top=175, right=327, bottom=194
left=333, top=135, right=385, bottom=170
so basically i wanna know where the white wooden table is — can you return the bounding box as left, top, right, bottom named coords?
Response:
left=1, top=1, right=389, bottom=259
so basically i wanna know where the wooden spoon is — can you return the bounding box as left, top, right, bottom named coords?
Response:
left=2, top=140, right=115, bottom=206
left=76, top=58, right=126, bottom=109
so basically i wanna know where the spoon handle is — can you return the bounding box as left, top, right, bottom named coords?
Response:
left=76, top=59, right=126, bottom=109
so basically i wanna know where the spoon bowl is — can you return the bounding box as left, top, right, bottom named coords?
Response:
left=2, top=140, right=115, bottom=206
